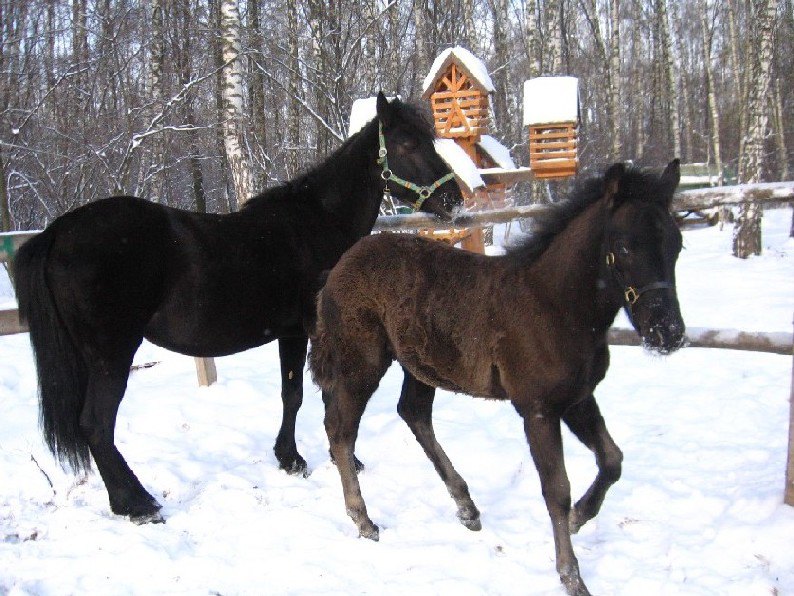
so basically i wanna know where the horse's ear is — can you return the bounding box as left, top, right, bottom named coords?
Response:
left=376, top=91, right=393, bottom=128
left=604, top=162, right=626, bottom=208
left=659, top=158, right=681, bottom=205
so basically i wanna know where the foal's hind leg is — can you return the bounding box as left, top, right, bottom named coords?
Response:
left=397, top=370, right=480, bottom=531
left=563, top=394, right=623, bottom=534
left=324, top=386, right=379, bottom=540
left=274, top=336, right=309, bottom=476
left=80, top=357, right=163, bottom=523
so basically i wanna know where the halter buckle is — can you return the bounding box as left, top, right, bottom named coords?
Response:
left=606, top=252, right=615, bottom=267
left=381, top=169, right=392, bottom=181
left=418, top=187, right=431, bottom=200
left=624, top=287, right=639, bottom=305
left=378, top=147, right=387, bottom=159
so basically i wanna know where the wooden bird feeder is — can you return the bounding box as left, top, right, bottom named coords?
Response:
left=523, top=76, right=580, bottom=180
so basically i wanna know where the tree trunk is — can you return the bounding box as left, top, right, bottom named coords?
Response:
left=734, top=0, right=777, bottom=258
left=220, top=0, right=253, bottom=208
left=0, top=148, right=10, bottom=232
left=609, top=0, right=622, bottom=159
left=701, top=0, right=723, bottom=185
left=772, top=77, right=789, bottom=181
left=248, top=0, right=268, bottom=190
left=657, top=0, right=681, bottom=159
left=148, top=0, right=166, bottom=203
left=286, top=0, right=301, bottom=178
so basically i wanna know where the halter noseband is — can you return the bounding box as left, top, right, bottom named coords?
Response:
left=604, top=250, right=674, bottom=307
left=377, top=121, right=456, bottom=211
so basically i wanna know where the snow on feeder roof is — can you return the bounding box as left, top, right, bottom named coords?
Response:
left=478, top=135, right=516, bottom=170
left=522, top=76, right=579, bottom=126
left=433, top=138, right=485, bottom=195
left=347, top=95, right=400, bottom=137
left=421, top=46, right=495, bottom=100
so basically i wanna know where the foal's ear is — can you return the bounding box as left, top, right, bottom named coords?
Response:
left=376, top=91, right=394, bottom=128
left=659, top=158, right=681, bottom=205
left=604, top=162, right=626, bottom=208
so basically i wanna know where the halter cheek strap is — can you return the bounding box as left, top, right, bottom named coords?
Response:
left=605, top=251, right=674, bottom=307
left=377, top=121, right=456, bottom=211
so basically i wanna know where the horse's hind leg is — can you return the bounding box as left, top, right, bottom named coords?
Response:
left=324, top=385, right=379, bottom=540
left=563, top=393, right=623, bottom=534
left=397, top=370, right=480, bottom=531
left=274, top=336, right=309, bottom=476
left=81, top=356, right=163, bottom=524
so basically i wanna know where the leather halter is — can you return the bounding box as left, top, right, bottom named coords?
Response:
left=605, top=251, right=674, bottom=307
left=377, top=121, right=456, bottom=211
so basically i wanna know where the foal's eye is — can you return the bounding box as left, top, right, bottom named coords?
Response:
left=614, top=240, right=630, bottom=256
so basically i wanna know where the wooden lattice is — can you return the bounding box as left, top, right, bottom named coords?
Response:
left=430, top=63, right=490, bottom=139
left=528, top=122, right=578, bottom=180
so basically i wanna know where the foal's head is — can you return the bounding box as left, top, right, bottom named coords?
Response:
left=601, top=160, right=686, bottom=354
left=375, top=92, right=463, bottom=221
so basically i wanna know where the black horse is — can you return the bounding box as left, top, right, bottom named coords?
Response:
left=13, top=93, right=462, bottom=524
left=310, top=161, right=685, bottom=596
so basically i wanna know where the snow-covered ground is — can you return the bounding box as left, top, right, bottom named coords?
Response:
left=1, top=209, right=793, bottom=595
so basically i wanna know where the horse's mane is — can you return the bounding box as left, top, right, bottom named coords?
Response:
left=242, top=99, right=435, bottom=211
left=508, top=164, right=662, bottom=262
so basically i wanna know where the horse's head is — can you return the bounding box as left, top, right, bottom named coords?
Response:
left=375, top=92, right=463, bottom=221
left=602, top=159, right=686, bottom=354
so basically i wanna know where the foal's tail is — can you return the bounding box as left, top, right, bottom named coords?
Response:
left=14, top=228, right=91, bottom=473
left=308, top=288, right=340, bottom=393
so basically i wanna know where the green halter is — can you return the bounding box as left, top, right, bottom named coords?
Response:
left=377, top=121, right=456, bottom=211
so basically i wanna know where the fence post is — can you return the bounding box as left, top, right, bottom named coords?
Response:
left=194, top=357, right=217, bottom=387
left=785, top=313, right=794, bottom=506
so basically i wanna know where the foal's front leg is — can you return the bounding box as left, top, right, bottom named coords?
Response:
left=521, top=408, right=591, bottom=596
left=563, top=393, right=623, bottom=534
left=274, top=336, right=309, bottom=476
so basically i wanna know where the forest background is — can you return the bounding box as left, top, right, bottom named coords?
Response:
left=1, top=0, right=791, bottom=241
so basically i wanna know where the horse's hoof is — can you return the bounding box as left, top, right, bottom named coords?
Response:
left=459, top=516, right=482, bottom=531
left=279, top=457, right=309, bottom=478
left=130, top=510, right=165, bottom=525
left=359, top=522, right=380, bottom=541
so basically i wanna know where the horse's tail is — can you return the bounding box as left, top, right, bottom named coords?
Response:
left=14, top=228, right=91, bottom=473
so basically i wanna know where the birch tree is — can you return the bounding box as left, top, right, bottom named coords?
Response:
left=220, top=0, right=253, bottom=207
left=734, top=0, right=778, bottom=258
left=657, top=0, right=681, bottom=159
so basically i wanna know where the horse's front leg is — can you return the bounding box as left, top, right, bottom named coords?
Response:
left=274, top=336, right=309, bottom=476
left=521, top=407, right=591, bottom=596
left=563, top=393, right=623, bottom=534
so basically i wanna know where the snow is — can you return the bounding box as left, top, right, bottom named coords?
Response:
left=422, top=47, right=495, bottom=98
left=433, top=138, right=485, bottom=194
left=477, top=135, right=516, bottom=170
left=347, top=95, right=400, bottom=138
left=1, top=208, right=794, bottom=595
left=523, top=76, right=580, bottom=126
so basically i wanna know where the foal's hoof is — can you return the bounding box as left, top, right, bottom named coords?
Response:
left=279, top=456, right=309, bottom=478
left=358, top=522, right=380, bottom=541
left=457, top=508, right=482, bottom=531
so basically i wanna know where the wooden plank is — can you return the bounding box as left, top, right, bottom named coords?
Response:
left=607, top=326, right=793, bottom=355
left=0, top=308, right=26, bottom=336
left=529, top=140, right=578, bottom=151
left=194, top=357, right=217, bottom=387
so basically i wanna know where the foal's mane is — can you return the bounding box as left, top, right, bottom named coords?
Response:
left=508, top=165, right=662, bottom=262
